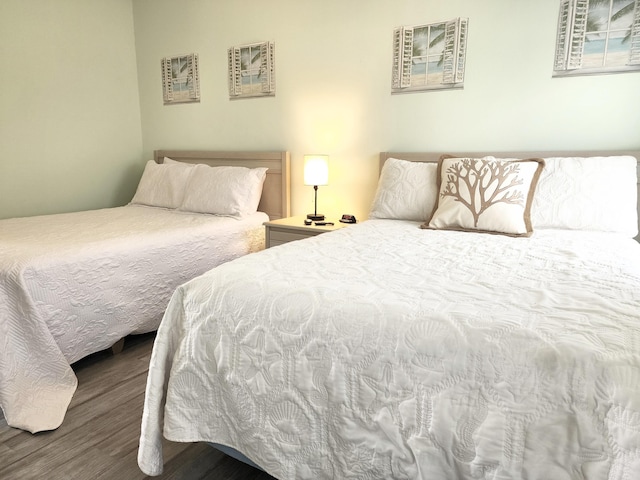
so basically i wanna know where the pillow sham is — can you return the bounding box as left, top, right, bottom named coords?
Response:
left=180, top=164, right=268, bottom=217
left=163, top=157, right=195, bottom=167
left=369, top=157, right=438, bottom=222
left=130, top=160, right=194, bottom=209
left=424, top=156, right=545, bottom=236
left=531, top=156, right=638, bottom=237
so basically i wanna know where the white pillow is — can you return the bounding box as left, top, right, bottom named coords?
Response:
left=369, top=157, right=438, bottom=222
left=425, top=156, right=545, bottom=237
left=130, top=160, right=194, bottom=209
left=163, top=157, right=194, bottom=167
left=531, top=156, right=638, bottom=237
left=180, top=164, right=268, bottom=217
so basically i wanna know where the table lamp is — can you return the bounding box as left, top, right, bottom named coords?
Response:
left=304, top=154, right=329, bottom=221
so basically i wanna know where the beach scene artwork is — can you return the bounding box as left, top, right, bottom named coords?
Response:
left=161, top=53, right=200, bottom=104
left=583, top=0, right=637, bottom=68
left=228, top=41, right=275, bottom=98
left=555, top=0, right=640, bottom=75
left=239, top=45, right=264, bottom=95
left=392, top=18, right=468, bottom=94
left=410, top=24, right=446, bottom=87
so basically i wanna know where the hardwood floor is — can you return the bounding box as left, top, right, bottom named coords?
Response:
left=0, top=333, right=277, bottom=480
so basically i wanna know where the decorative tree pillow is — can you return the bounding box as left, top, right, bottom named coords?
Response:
left=423, top=156, right=545, bottom=236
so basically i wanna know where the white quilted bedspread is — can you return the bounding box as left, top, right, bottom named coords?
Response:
left=139, top=220, right=640, bottom=479
left=0, top=205, right=267, bottom=433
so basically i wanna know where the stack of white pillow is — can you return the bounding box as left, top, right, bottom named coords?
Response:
left=130, top=157, right=267, bottom=218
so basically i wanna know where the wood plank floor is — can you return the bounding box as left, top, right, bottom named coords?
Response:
left=0, top=333, right=277, bottom=480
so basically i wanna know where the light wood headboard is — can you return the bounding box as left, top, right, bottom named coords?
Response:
left=381, top=150, right=640, bottom=240
left=154, top=150, right=291, bottom=220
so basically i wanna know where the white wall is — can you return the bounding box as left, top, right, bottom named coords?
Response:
left=0, top=0, right=143, bottom=220
left=132, top=0, right=640, bottom=221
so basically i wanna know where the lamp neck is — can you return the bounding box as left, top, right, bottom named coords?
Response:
left=314, top=185, right=318, bottom=215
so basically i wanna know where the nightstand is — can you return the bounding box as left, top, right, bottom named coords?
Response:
left=264, top=215, right=350, bottom=248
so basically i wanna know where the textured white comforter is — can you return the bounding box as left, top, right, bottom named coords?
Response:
left=0, top=204, right=267, bottom=433
left=139, top=219, right=640, bottom=479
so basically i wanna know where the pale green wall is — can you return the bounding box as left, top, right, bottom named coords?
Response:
left=132, top=0, right=640, bottom=220
left=0, top=0, right=143, bottom=220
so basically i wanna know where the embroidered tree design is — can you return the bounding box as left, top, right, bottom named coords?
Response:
left=441, top=159, right=525, bottom=227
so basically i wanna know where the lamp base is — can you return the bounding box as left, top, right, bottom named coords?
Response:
left=306, top=213, right=325, bottom=221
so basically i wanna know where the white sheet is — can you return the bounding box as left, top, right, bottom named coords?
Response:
left=0, top=204, right=267, bottom=433
left=138, top=219, right=640, bottom=479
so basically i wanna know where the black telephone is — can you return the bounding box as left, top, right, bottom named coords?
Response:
left=340, top=214, right=357, bottom=224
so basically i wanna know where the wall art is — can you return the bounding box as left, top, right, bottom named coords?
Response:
left=392, top=18, right=468, bottom=94
left=554, top=0, right=640, bottom=76
left=228, top=41, right=275, bottom=99
left=161, top=53, right=200, bottom=104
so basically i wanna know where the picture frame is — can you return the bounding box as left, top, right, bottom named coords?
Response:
left=391, top=18, right=469, bottom=94
left=161, top=53, right=201, bottom=104
left=553, top=0, right=640, bottom=77
left=228, top=41, right=276, bottom=99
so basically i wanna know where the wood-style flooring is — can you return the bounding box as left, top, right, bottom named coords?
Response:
left=0, top=333, right=277, bottom=480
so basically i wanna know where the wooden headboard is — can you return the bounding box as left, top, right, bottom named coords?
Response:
left=154, top=150, right=291, bottom=220
left=381, top=150, right=640, bottom=240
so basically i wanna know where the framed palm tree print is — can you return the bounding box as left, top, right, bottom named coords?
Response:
left=228, top=41, right=275, bottom=99
left=161, top=53, right=201, bottom=104
left=553, top=0, right=640, bottom=76
left=391, top=18, right=469, bottom=94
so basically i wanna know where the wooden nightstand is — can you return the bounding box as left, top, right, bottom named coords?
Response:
left=264, top=215, right=350, bottom=248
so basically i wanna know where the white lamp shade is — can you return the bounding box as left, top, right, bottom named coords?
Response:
left=303, top=155, right=329, bottom=186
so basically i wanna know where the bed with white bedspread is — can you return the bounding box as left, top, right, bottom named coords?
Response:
left=138, top=151, right=640, bottom=479
left=0, top=150, right=290, bottom=433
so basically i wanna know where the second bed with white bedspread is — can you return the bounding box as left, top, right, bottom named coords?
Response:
left=139, top=219, right=640, bottom=479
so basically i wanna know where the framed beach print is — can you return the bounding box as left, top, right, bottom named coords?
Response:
left=553, top=0, right=640, bottom=76
left=391, top=17, right=469, bottom=94
left=161, top=53, right=201, bottom=104
left=228, top=41, right=275, bottom=99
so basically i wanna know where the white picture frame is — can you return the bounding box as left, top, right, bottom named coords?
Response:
left=228, top=41, right=276, bottom=99
left=553, top=0, right=640, bottom=77
left=391, top=18, right=469, bottom=94
left=161, top=53, right=201, bottom=104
